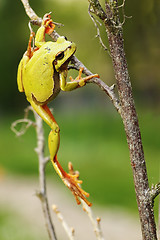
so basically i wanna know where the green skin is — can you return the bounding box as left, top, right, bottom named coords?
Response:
left=17, top=20, right=94, bottom=206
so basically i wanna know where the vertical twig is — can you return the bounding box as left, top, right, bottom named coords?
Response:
left=11, top=107, right=57, bottom=240
left=82, top=202, right=105, bottom=240
left=33, top=110, right=57, bottom=240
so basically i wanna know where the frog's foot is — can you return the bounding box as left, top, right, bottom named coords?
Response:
left=69, top=67, right=99, bottom=87
left=62, top=162, right=92, bottom=206
left=42, top=13, right=55, bottom=34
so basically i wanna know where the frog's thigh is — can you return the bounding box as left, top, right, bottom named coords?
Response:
left=30, top=101, right=60, bottom=159
left=17, top=55, right=30, bottom=92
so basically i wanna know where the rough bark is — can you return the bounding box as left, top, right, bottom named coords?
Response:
left=107, top=27, right=157, bottom=240
left=88, top=0, right=158, bottom=239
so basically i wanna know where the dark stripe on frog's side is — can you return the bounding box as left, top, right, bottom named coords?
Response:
left=31, top=65, right=61, bottom=105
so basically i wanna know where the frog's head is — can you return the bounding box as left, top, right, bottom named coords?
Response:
left=53, top=36, right=76, bottom=72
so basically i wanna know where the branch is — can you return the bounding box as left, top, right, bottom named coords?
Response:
left=52, top=205, right=75, bottom=240
left=21, top=0, right=41, bottom=22
left=88, top=4, right=110, bottom=54
left=11, top=107, right=57, bottom=240
left=11, top=118, right=34, bottom=137
left=82, top=203, right=104, bottom=240
left=33, top=110, right=57, bottom=240
left=70, top=56, right=120, bottom=112
left=68, top=162, right=105, bottom=240
left=89, top=1, right=158, bottom=239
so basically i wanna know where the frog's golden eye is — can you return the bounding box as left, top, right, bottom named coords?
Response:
left=56, top=51, right=64, bottom=60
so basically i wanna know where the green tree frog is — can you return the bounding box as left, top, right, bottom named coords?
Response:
left=17, top=14, right=99, bottom=206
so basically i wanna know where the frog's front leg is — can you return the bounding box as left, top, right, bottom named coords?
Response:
left=35, top=14, right=55, bottom=48
left=60, top=67, right=99, bottom=91
left=30, top=101, right=91, bottom=206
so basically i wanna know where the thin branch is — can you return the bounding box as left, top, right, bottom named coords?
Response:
left=21, top=0, right=41, bottom=22
left=33, top=109, right=57, bottom=240
left=68, top=162, right=105, bottom=240
left=70, top=56, right=120, bottom=112
left=117, top=0, right=132, bottom=26
left=11, top=106, right=57, bottom=240
left=52, top=205, right=75, bottom=240
left=82, top=202, right=105, bottom=240
left=11, top=118, right=34, bottom=136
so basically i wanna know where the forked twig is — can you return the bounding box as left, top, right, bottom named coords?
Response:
left=117, top=0, right=132, bottom=26
left=88, top=4, right=110, bottom=55
left=11, top=118, right=34, bottom=136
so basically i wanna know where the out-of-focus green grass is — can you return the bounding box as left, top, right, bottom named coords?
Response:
left=0, top=107, right=160, bottom=211
left=0, top=209, right=47, bottom=240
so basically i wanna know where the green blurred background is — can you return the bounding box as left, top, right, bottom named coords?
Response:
left=0, top=0, right=160, bottom=239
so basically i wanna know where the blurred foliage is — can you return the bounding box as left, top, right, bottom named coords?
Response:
left=0, top=208, right=47, bottom=240
left=0, top=0, right=160, bottom=115
left=0, top=109, right=160, bottom=211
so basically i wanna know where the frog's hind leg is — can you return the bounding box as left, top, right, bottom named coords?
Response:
left=45, top=105, right=92, bottom=206
left=52, top=154, right=91, bottom=206
left=31, top=102, right=91, bottom=206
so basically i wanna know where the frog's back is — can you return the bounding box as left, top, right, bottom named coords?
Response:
left=23, top=43, right=58, bottom=104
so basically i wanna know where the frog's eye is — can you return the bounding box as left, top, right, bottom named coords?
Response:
left=55, top=51, right=64, bottom=60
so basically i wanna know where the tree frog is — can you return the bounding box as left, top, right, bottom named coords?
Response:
left=17, top=14, right=99, bottom=206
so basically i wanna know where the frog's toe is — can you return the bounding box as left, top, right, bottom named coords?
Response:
left=63, top=173, right=92, bottom=206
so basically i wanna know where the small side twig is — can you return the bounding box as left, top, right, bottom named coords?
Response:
left=68, top=162, right=105, bottom=240
left=52, top=205, right=75, bottom=240
left=82, top=202, right=105, bottom=240
left=150, top=183, right=160, bottom=206
left=11, top=118, right=34, bottom=136
left=117, top=0, right=132, bottom=26
left=88, top=4, right=110, bottom=55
